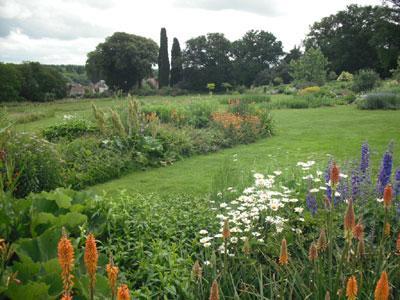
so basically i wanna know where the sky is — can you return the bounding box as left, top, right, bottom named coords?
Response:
left=0, top=0, right=381, bottom=65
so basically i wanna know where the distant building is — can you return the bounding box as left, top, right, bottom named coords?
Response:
left=68, top=83, right=85, bottom=97
left=92, top=80, right=109, bottom=93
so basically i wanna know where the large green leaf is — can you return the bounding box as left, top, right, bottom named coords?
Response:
left=5, top=281, right=49, bottom=300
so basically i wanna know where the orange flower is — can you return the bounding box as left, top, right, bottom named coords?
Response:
left=117, top=284, right=130, bottom=300
left=344, top=199, right=356, bottom=239
left=209, top=279, right=220, bottom=300
left=346, top=276, right=358, bottom=300
left=325, top=291, right=331, bottom=300
left=374, top=271, right=389, bottom=300
left=222, top=219, right=231, bottom=240
left=308, top=242, right=318, bottom=262
left=279, top=239, right=288, bottom=265
left=60, top=294, right=73, bottom=300
left=84, top=233, right=98, bottom=299
left=58, top=232, right=74, bottom=294
left=353, top=222, right=364, bottom=241
left=330, top=162, right=340, bottom=186
left=396, top=233, right=400, bottom=254
left=84, top=234, right=98, bottom=281
left=106, top=257, right=119, bottom=298
left=384, top=223, right=391, bottom=237
left=383, top=184, right=393, bottom=208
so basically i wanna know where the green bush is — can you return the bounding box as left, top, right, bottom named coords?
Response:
left=62, top=137, right=132, bottom=189
left=42, top=118, right=97, bottom=141
left=356, top=92, right=400, bottom=110
left=352, top=69, right=380, bottom=92
left=6, top=133, right=63, bottom=198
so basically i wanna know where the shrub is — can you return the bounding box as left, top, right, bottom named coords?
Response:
left=6, top=133, right=63, bottom=197
left=337, top=71, right=354, bottom=82
left=352, top=69, right=380, bottom=92
left=42, top=118, right=97, bottom=142
left=298, top=86, right=321, bottom=95
left=62, top=137, right=131, bottom=189
left=356, top=92, right=400, bottom=110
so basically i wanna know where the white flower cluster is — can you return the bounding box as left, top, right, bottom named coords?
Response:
left=199, top=172, right=305, bottom=252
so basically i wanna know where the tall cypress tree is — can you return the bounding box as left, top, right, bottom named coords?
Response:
left=158, top=28, right=170, bottom=88
left=170, top=37, right=183, bottom=86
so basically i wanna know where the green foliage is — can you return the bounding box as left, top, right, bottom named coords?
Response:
left=305, top=4, right=400, bottom=77
left=18, top=62, right=67, bottom=102
left=352, top=69, right=380, bottom=92
left=290, top=48, right=329, bottom=86
left=0, top=63, right=22, bottom=102
left=170, top=38, right=183, bottom=86
left=391, top=56, right=400, bottom=80
left=42, top=118, right=96, bottom=142
left=158, top=28, right=170, bottom=88
left=86, top=32, right=159, bottom=91
left=232, top=30, right=284, bottom=87
left=13, top=110, right=55, bottom=125
left=182, top=33, right=232, bottom=91
left=6, top=133, right=63, bottom=198
left=337, top=71, right=354, bottom=82
left=357, top=92, right=400, bottom=109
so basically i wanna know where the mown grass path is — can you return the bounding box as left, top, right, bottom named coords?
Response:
left=91, top=105, right=400, bottom=195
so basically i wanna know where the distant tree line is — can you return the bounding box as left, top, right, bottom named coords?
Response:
left=85, top=4, right=399, bottom=93
left=0, top=62, right=67, bottom=102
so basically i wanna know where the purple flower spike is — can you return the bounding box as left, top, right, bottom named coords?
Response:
left=360, top=142, right=370, bottom=173
left=306, top=192, right=318, bottom=216
left=377, top=151, right=392, bottom=196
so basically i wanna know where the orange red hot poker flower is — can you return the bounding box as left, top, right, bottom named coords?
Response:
left=58, top=231, right=74, bottom=296
left=84, top=234, right=98, bottom=281
left=330, top=162, right=340, bottom=186
left=279, top=239, right=288, bottom=265
left=346, top=276, right=358, bottom=300
left=383, top=184, right=393, bottom=208
left=106, top=257, right=119, bottom=299
left=209, top=279, right=220, bottom=300
left=117, top=284, right=131, bottom=300
left=374, top=271, right=389, bottom=300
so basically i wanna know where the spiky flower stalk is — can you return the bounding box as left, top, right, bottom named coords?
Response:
left=117, top=284, right=130, bottom=300
left=353, top=222, right=364, bottom=241
left=58, top=230, right=74, bottom=298
left=374, top=271, right=389, bottom=300
left=383, top=184, right=393, bottom=208
left=317, top=229, right=327, bottom=252
left=279, top=239, right=288, bottom=265
left=396, top=233, right=400, bottom=254
left=346, top=276, right=358, bottom=300
left=344, top=199, right=356, bottom=241
left=377, top=151, right=392, bottom=196
left=308, top=243, right=318, bottom=262
left=209, top=279, right=219, bottom=300
left=330, top=162, right=340, bottom=187
left=106, top=255, right=119, bottom=300
left=84, top=233, right=98, bottom=300
left=191, top=260, right=202, bottom=282
left=110, top=109, right=126, bottom=137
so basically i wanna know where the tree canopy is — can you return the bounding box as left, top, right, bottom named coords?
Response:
left=232, top=30, right=283, bottom=87
left=305, top=4, right=400, bottom=77
left=170, top=38, right=183, bottom=86
left=182, top=33, right=232, bottom=91
left=86, top=32, right=158, bottom=91
left=158, top=28, right=170, bottom=88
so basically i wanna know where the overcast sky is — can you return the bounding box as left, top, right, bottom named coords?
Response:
left=0, top=0, right=381, bottom=65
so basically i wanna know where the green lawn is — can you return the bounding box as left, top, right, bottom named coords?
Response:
left=90, top=105, right=400, bottom=195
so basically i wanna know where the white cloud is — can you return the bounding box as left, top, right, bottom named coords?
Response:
left=0, top=0, right=382, bottom=64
